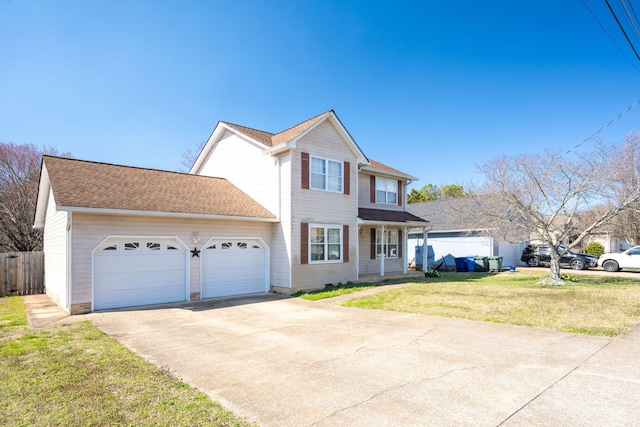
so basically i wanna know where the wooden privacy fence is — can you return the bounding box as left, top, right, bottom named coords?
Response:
left=1, top=251, right=44, bottom=296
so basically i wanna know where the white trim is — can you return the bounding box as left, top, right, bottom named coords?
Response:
left=359, top=165, right=416, bottom=181
left=55, top=206, right=279, bottom=222
left=90, top=235, right=190, bottom=311
left=308, top=223, right=343, bottom=264
left=376, top=228, right=399, bottom=259
left=309, top=155, right=344, bottom=193
left=199, top=236, right=270, bottom=297
left=65, top=212, right=72, bottom=313
left=190, top=122, right=273, bottom=174
left=375, top=177, right=399, bottom=205
left=264, top=112, right=368, bottom=164
left=33, top=162, right=51, bottom=228
left=358, top=219, right=430, bottom=228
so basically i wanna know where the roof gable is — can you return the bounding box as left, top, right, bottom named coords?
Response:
left=36, top=156, right=276, bottom=223
left=191, top=110, right=368, bottom=174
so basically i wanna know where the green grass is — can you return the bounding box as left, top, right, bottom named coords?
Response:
left=0, top=295, right=253, bottom=427
left=0, top=296, right=28, bottom=330
left=292, top=281, right=383, bottom=300
left=335, top=272, right=640, bottom=337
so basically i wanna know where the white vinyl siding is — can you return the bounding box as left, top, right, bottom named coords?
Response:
left=290, top=120, right=358, bottom=288
left=358, top=228, right=404, bottom=275
left=197, top=131, right=278, bottom=216
left=42, top=188, right=69, bottom=310
left=358, top=174, right=404, bottom=211
left=69, top=213, right=274, bottom=307
left=271, top=152, right=292, bottom=288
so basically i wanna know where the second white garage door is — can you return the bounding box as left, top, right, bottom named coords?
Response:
left=201, top=238, right=268, bottom=299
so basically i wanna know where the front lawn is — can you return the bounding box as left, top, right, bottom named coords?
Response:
left=315, top=272, right=640, bottom=337
left=292, top=282, right=383, bottom=300
left=0, top=296, right=252, bottom=427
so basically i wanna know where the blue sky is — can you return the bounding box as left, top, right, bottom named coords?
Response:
left=2, top=0, right=640, bottom=189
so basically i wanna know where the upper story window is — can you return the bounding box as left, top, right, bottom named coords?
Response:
left=376, top=177, right=398, bottom=204
left=311, top=156, right=343, bottom=192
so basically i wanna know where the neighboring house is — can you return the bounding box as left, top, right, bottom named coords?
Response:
left=407, top=198, right=525, bottom=269
left=584, top=229, right=630, bottom=253
left=34, top=110, right=428, bottom=314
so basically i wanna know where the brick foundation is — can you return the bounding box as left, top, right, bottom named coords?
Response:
left=70, top=302, right=92, bottom=315
left=190, top=292, right=201, bottom=301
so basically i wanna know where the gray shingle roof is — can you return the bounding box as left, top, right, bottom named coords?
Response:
left=407, top=197, right=490, bottom=231
left=358, top=208, right=429, bottom=225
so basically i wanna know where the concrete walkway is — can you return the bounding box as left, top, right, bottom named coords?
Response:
left=23, top=294, right=640, bottom=426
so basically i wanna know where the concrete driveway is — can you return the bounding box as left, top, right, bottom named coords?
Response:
left=81, top=294, right=640, bottom=427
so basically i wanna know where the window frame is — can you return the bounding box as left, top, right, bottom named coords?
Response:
left=310, top=155, right=343, bottom=193
left=309, top=224, right=343, bottom=263
left=375, top=177, right=398, bottom=205
left=376, top=229, right=399, bottom=259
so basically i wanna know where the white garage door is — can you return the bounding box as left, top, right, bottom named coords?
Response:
left=202, top=239, right=267, bottom=299
left=93, top=237, right=187, bottom=310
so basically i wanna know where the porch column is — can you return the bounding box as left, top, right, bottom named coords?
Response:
left=402, top=226, right=408, bottom=274
left=379, top=225, right=385, bottom=277
left=423, top=227, right=428, bottom=271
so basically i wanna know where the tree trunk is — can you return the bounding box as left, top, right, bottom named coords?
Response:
left=547, top=249, right=563, bottom=285
left=549, top=257, right=561, bottom=280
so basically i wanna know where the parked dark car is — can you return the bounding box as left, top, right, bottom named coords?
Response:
left=523, top=245, right=598, bottom=270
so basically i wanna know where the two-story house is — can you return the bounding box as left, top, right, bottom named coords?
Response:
left=34, top=110, right=429, bottom=314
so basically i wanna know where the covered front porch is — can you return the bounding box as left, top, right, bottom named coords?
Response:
left=356, top=208, right=430, bottom=278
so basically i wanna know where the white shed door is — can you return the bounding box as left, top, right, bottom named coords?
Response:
left=202, top=239, right=267, bottom=299
left=93, top=238, right=187, bottom=310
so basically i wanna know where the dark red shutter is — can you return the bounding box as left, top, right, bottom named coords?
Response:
left=301, top=152, right=309, bottom=189
left=343, top=225, right=349, bottom=263
left=370, top=228, right=376, bottom=259
left=301, top=223, right=308, bottom=264
left=370, top=176, right=376, bottom=203
left=344, top=162, right=350, bottom=195
left=398, top=230, right=403, bottom=258
left=398, top=181, right=403, bottom=206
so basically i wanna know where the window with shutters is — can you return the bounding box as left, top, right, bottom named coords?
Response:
left=310, top=156, right=343, bottom=192
left=375, top=177, right=398, bottom=204
left=309, top=225, right=342, bottom=263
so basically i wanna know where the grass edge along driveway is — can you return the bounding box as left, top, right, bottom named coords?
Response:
left=0, top=295, right=253, bottom=427
left=297, top=271, right=640, bottom=337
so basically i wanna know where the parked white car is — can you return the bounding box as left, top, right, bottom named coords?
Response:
left=598, top=246, right=640, bottom=272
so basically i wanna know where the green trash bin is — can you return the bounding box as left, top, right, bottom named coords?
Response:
left=488, top=256, right=504, bottom=272
left=473, top=256, right=489, bottom=272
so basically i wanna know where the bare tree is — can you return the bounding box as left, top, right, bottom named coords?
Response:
left=607, top=132, right=640, bottom=246
left=0, top=143, right=70, bottom=252
left=472, top=143, right=640, bottom=283
left=179, top=140, right=207, bottom=172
